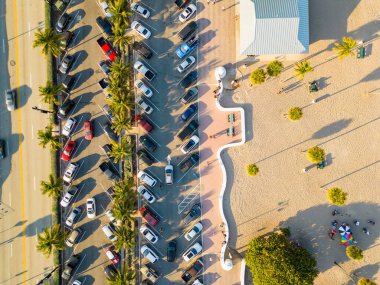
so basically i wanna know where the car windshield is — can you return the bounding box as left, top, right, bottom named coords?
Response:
left=180, top=45, right=190, bottom=53
left=143, top=249, right=150, bottom=256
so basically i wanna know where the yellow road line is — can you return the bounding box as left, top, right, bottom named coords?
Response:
left=13, top=0, right=27, bottom=282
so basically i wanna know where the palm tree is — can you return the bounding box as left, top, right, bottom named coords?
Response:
left=333, top=37, right=357, bottom=60
left=39, top=81, right=63, bottom=105
left=107, top=94, right=134, bottom=115
left=111, top=200, right=135, bottom=225
left=113, top=178, right=136, bottom=203
left=108, top=0, right=132, bottom=26
left=113, top=224, right=136, bottom=251
left=109, top=22, right=133, bottom=55
left=37, top=125, right=62, bottom=151
left=293, top=61, right=314, bottom=80
left=33, top=28, right=63, bottom=58
left=111, top=114, right=133, bottom=135
left=36, top=224, right=66, bottom=257
left=107, top=264, right=136, bottom=285
left=40, top=174, right=63, bottom=198
left=109, top=59, right=131, bottom=82
left=108, top=137, right=133, bottom=163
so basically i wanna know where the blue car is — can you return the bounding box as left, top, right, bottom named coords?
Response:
left=181, top=103, right=198, bottom=121
left=176, top=36, right=199, bottom=58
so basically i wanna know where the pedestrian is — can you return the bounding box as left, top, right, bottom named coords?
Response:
left=363, top=228, right=369, bottom=235
left=354, top=220, right=360, bottom=226
left=222, top=6, right=225, bottom=10
left=368, top=220, right=375, bottom=225
left=159, top=227, right=163, bottom=234
left=207, top=0, right=210, bottom=3
left=328, top=232, right=334, bottom=240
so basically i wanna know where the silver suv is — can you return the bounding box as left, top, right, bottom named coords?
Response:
left=5, top=89, right=16, bottom=111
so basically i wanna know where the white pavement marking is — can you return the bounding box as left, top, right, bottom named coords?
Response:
left=70, top=95, right=82, bottom=115
left=97, top=104, right=112, bottom=123
left=72, top=253, right=87, bottom=275
left=10, top=243, right=12, bottom=257
left=176, top=168, right=193, bottom=183
left=33, top=176, right=36, bottom=191
left=29, top=72, right=32, bottom=87
left=72, top=115, right=83, bottom=134
left=146, top=134, right=161, bottom=147
left=143, top=42, right=159, bottom=55
left=72, top=30, right=81, bottom=46
left=145, top=81, right=160, bottom=94
left=71, top=73, right=82, bottom=91
left=28, top=22, right=31, bottom=36
left=140, top=60, right=158, bottom=74
left=2, top=39, right=5, bottom=53
left=138, top=20, right=157, bottom=31
left=146, top=118, right=161, bottom=129
left=71, top=51, right=82, bottom=69
left=141, top=2, right=156, bottom=12
left=144, top=97, right=160, bottom=112
left=9, top=192, right=11, bottom=206
left=35, top=228, right=38, bottom=240
left=31, top=124, right=34, bottom=139
left=71, top=138, right=84, bottom=159
left=149, top=243, right=165, bottom=257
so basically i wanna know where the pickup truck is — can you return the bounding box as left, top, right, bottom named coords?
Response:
left=62, top=255, right=80, bottom=280
left=181, top=258, right=204, bottom=283
left=179, top=153, right=199, bottom=173
left=97, top=37, right=117, bottom=61
left=139, top=206, right=159, bottom=226
left=99, top=161, right=120, bottom=182
left=177, top=120, right=198, bottom=141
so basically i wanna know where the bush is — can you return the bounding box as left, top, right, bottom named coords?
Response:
left=246, top=233, right=319, bottom=285
left=250, top=69, right=266, bottom=85
left=280, top=228, right=291, bottom=237
left=346, top=245, right=363, bottom=260
left=246, top=164, right=259, bottom=176
left=288, top=107, right=303, bottom=121
left=307, top=146, right=325, bottom=163
left=327, top=187, right=347, bottom=206
left=358, top=278, right=377, bottom=285
left=266, top=60, right=283, bottom=77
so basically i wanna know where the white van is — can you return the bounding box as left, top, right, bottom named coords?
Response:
left=102, top=224, right=118, bottom=242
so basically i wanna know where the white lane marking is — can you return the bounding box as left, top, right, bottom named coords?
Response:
left=138, top=20, right=157, bottom=31
left=71, top=115, right=83, bottom=134
left=72, top=30, right=81, bottom=46
left=10, top=243, right=12, bottom=257
left=145, top=81, right=160, bottom=94
left=143, top=42, right=159, bottom=55
left=146, top=134, right=161, bottom=147
left=71, top=138, right=84, bottom=159
left=71, top=253, right=87, bottom=275
left=31, top=124, right=34, bottom=139
left=2, top=39, right=4, bottom=53
left=34, top=176, right=36, bottom=191
left=71, top=51, right=82, bottom=69
left=9, top=192, right=11, bottom=206
left=144, top=97, right=160, bottom=112
left=70, top=95, right=82, bottom=116
left=177, top=168, right=193, bottom=183
left=147, top=243, right=165, bottom=257
left=29, top=72, right=32, bottom=87
left=71, top=73, right=82, bottom=91
left=140, top=2, right=156, bottom=12
left=28, top=22, right=31, bottom=36
left=146, top=118, right=161, bottom=129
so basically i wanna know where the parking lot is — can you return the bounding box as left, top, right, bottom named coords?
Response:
left=56, top=0, right=203, bottom=284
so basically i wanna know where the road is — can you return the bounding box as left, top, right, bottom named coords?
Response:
left=0, top=0, right=54, bottom=284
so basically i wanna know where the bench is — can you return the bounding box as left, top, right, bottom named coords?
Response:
left=226, top=126, right=235, bottom=136
left=228, top=113, right=235, bottom=123
left=357, top=47, right=365, bottom=59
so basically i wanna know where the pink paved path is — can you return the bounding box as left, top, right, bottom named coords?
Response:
left=197, top=0, right=243, bottom=284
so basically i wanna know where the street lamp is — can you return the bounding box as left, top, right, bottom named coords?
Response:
left=32, top=106, right=54, bottom=114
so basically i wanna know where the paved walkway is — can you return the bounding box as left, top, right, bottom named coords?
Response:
left=197, top=0, right=243, bottom=284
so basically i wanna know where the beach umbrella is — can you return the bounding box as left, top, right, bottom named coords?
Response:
left=341, top=234, right=353, bottom=245
left=339, top=224, right=351, bottom=236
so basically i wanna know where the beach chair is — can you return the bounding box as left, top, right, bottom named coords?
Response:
left=356, top=47, right=365, bottom=59
left=226, top=126, right=235, bottom=136
left=309, top=81, right=319, bottom=93
left=228, top=113, right=235, bottom=124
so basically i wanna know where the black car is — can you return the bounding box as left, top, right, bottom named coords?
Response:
left=59, top=54, right=74, bottom=74
left=101, top=122, right=118, bottom=142
left=61, top=254, right=80, bottom=280
left=184, top=203, right=201, bottom=225
left=133, top=41, right=153, bottom=59
left=180, top=71, right=197, bottom=88
left=181, top=87, right=198, bottom=104
left=96, top=16, right=113, bottom=36
left=104, top=264, right=117, bottom=280
left=106, top=187, right=115, bottom=199
left=167, top=240, right=177, bottom=262
left=0, top=140, right=6, bottom=159
left=62, top=74, right=76, bottom=91
left=137, top=149, right=155, bottom=166
left=139, top=135, right=157, bottom=152
left=56, top=12, right=71, bottom=33
left=57, top=99, right=75, bottom=119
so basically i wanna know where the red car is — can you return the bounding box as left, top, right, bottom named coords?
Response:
left=135, top=115, right=153, bottom=132
left=61, top=140, right=76, bottom=161
left=97, top=37, right=117, bottom=61
left=83, top=120, right=93, bottom=140
left=105, top=246, right=120, bottom=264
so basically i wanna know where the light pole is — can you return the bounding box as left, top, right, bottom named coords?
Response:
left=32, top=106, right=54, bottom=114
left=333, top=261, right=357, bottom=282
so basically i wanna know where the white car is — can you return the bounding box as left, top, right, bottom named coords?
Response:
left=105, top=209, right=121, bottom=227
left=60, top=186, right=79, bottom=207
left=139, top=224, right=159, bottom=244
left=131, top=2, right=150, bottom=18
left=177, top=56, right=196, bottom=73
left=65, top=207, right=81, bottom=227
left=134, top=79, right=153, bottom=97
left=138, top=170, right=157, bottom=187
left=62, top=117, right=77, bottom=137
left=182, top=242, right=202, bottom=262
left=63, top=162, right=79, bottom=183
left=180, top=135, right=199, bottom=154
left=72, top=281, right=82, bottom=285
left=137, top=185, right=156, bottom=203
left=165, top=164, right=174, bottom=185
left=141, top=245, right=159, bottom=263
left=179, top=4, right=197, bottom=22
left=86, top=198, right=96, bottom=218
left=131, top=21, right=151, bottom=39
left=134, top=61, right=155, bottom=81
left=136, top=97, right=154, bottom=114
left=184, top=222, right=203, bottom=241
left=99, top=1, right=113, bottom=18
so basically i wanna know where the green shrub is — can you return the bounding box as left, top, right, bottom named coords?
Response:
left=307, top=146, right=325, bottom=163
left=246, top=164, right=259, bottom=176
left=358, top=278, right=377, bottom=285
left=250, top=69, right=266, bottom=85
left=266, top=60, right=283, bottom=77
left=346, top=245, right=363, bottom=260
left=280, top=228, right=291, bottom=237
left=288, top=107, right=303, bottom=121
left=327, top=187, right=347, bottom=206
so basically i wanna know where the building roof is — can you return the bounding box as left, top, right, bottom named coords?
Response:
left=240, top=0, right=309, bottom=55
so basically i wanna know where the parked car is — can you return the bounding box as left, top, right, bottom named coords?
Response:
left=181, top=135, right=199, bottom=154
left=83, top=120, right=93, bottom=140
left=179, top=153, right=200, bottom=173
left=131, top=21, right=151, bottom=39
left=134, top=61, right=155, bottom=81
left=177, top=56, right=196, bottom=73
left=5, top=89, right=16, bottom=111
left=0, top=140, right=5, bottom=160
left=58, top=99, right=75, bottom=120
left=101, top=122, right=118, bottom=141
left=181, top=258, right=204, bottom=282
left=131, top=2, right=150, bottom=18
left=104, top=264, right=117, bottom=280
left=65, top=207, right=81, bottom=227
left=98, top=1, right=113, bottom=18
left=183, top=242, right=202, bottom=262
left=72, top=280, right=82, bottom=285
left=135, top=79, right=153, bottom=97
left=62, top=255, right=80, bottom=280
left=179, top=4, right=197, bottom=22
left=184, top=203, right=201, bottom=225
left=175, top=0, right=191, bottom=9
left=181, top=87, right=198, bottom=104
left=63, top=162, right=79, bottom=184
left=137, top=149, right=155, bottom=166
left=60, top=31, right=74, bottom=50
left=98, top=78, right=111, bottom=98
left=59, top=54, right=74, bottom=74
left=60, top=186, right=79, bottom=207
left=176, top=36, right=199, bottom=58
left=96, top=16, right=113, bottom=36
left=132, top=41, right=153, bottom=59
left=61, top=140, right=76, bottom=161
left=141, top=245, right=159, bottom=263
left=138, top=171, right=157, bottom=187
left=180, top=71, right=197, bottom=88
left=139, top=207, right=160, bottom=226
left=137, top=185, right=156, bottom=203
left=106, top=187, right=116, bottom=200
left=136, top=97, right=154, bottom=114
left=139, top=224, right=159, bottom=243
left=99, top=161, right=120, bottom=182
left=105, top=209, right=121, bottom=227
left=99, top=60, right=112, bottom=76
left=106, top=246, right=120, bottom=264
left=185, top=222, right=203, bottom=241
left=65, top=228, right=82, bottom=247
left=139, top=135, right=157, bottom=152
left=165, top=164, right=174, bottom=185
left=177, top=119, right=199, bottom=141
left=135, top=115, right=153, bottom=132
left=86, top=198, right=96, bottom=219
left=181, top=103, right=198, bottom=121
left=167, top=240, right=177, bottom=262
left=62, top=74, right=76, bottom=91
left=140, top=265, right=159, bottom=283
left=102, top=223, right=118, bottom=242
left=178, top=21, right=197, bottom=41
left=56, top=12, right=71, bottom=32
left=62, top=117, right=77, bottom=137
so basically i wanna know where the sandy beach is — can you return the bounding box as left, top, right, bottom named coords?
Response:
left=225, top=0, right=380, bottom=283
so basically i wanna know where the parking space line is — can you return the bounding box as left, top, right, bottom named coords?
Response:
left=9, top=243, right=12, bottom=257
left=144, top=97, right=160, bottom=112
left=146, top=134, right=161, bottom=147
left=70, top=95, right=82, bottom=116
left=146, top=118, right=161, bottom=129
left=145, top=81, right=160, bottom=94
left=97, top=104, right=112, bottom=123
left=33, top=176, right=36, bottom=192
left=71, top=51, right=82, bottom=69
left=139, top=59, right=158, bottom=74
left=148, top=243, right=165, bottom=257
left=71, top=253, right=87, bottom=276
left=140, top=2, right=156, bottom=12
left=72, top=115, right=83, bottom=134
left=69, top=10, right=80, bottom=30
left=66, top=182, right=86, bottom=213
left=71, top=73, right=82, bottom=91
left=148, top=152, right=161, bottom=164
left=71, top=138, right=84, bottom=159
left=176, top=168, right=193, bottom=183
left=138, top=20, right=157, bottom=31
left=143, top=42, right=159, bottom=55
